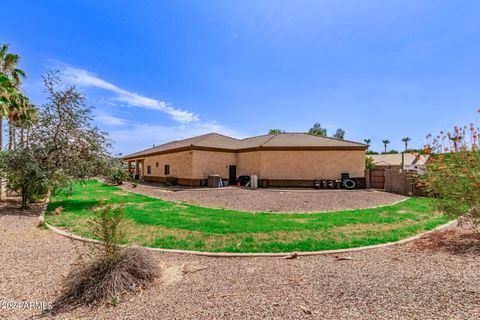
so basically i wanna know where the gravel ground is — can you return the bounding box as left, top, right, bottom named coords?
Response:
left=1, top=200, right=480, bottom=319
left=119, top=182, right=406, bottom=212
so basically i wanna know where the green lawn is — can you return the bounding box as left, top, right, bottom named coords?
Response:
left=45, top=180, right=449, bottom=253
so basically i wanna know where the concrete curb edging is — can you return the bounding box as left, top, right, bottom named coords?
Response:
left=44, top=219, right=457, bottom=258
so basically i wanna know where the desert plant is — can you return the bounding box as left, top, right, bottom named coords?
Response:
left=419, top=119, right=480, bottom=229
left=51, top=205, right=160, bottom=312
left=89, top=205, right=125, bottom=260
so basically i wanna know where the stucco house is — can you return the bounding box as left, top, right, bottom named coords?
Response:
left=124, top=133, right=367, bottom=187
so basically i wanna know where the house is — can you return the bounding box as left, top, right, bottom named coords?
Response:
left=124, top=133, right=367, bottom=187
left=368, top=153, right=429, bottom=171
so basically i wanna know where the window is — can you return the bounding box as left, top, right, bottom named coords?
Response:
left=164, top=164, right=170, bottom=175
left=156, top=162, right=159, bottom=167
left=147, top=165, right=151, bottom=174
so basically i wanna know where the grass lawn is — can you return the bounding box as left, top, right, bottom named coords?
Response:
left=46, top=180, right=449, bottom=253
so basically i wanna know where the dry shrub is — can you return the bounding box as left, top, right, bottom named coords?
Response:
left=50, top=205, right=160, bottom=314
left=53, top=247, right=159, bottom=312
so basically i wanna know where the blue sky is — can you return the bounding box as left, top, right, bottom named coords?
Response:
left=2, top=0, right=480, bottom=154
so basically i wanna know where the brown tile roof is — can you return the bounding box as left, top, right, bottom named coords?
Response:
left=124, top=132, right=366, bottom=159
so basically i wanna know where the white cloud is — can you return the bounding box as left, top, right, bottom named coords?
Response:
left=57, top=63, right=199, bottom=123
left=110, top=121, right=246, bottom=155
left=47, top=61, right=247, bottom=154
left=96, top=113, right=129, bottom=126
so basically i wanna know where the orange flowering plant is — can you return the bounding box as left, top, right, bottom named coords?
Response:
left=419, top=120, right=480, bottom=229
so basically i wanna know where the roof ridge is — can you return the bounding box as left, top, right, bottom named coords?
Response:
left=304, top=132, right=366, bottom=146
left=259, top=133, right=279, bottom=147
left=191, top=133, right=216, bottom=145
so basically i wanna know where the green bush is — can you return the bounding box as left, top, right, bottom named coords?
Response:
left=0, top=149, right=50, bottom=208
left=365, top=156, right=376, bottom=170
left=165, top=175, right=178, bottom=186
left=107, top=166, right=130, bottom=185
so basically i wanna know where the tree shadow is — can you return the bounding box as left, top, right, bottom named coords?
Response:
left=413, top=229, right=480, bottom=255
left=0, top=200, right=43, bottom=217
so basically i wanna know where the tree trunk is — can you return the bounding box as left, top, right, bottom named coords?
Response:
left=8, top=123, right=14, bottom=150
left=0, top=114, right=2, bottom=151
left=0, top=115, right=2, bottom=200
left=20, top=127, right=24, bottom=148
left=26, top=127, right=30, bottom=148
left=21, top=188, right=28, bottom=209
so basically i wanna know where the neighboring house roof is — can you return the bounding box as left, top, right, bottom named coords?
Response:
left=368, top=154, right=429, bottom=167
left=124, top=132, right=366, bottom=159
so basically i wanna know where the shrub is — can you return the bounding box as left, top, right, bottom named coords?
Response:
left=132, top=181, right=138, bottom=188
left=0, top=149, right=49, bottom=208
left=89, top=205, right=125, bottom=260
left=106, top=166, right=130, bottom=185
left=51, top=205, right=160, bottom=312
left=419, top=120, right=480, bottom=229
left=54, top=247, right=159, bottom=310
left=165, top=175, right=178, bottom=186
left=365, top=156, right=375, bottom=170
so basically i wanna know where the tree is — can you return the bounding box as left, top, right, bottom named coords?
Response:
left=7, top=93, right=32, bottom=150
left=308, top=123, right=327, bottom=136
left=0, top=72, right=112, bottom=207
left=401, top=137, right=411, bottom=152
left=363, top=138, right=371, bottom=150
left=268, top=129, right=285, bottom=134
left=382, top=139, right=390, bottom=153
left=365, top=156, right=375, bottom=169
left=332, top=128, right=345, bottom=140
left=0, top=148, right=49, bottom=208
left=0, top=44, right=26, bottom=151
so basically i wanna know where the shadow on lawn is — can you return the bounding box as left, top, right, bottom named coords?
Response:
left=413, top=229, right=480, bottom=255
left=47, top=199, right=98, bottom=212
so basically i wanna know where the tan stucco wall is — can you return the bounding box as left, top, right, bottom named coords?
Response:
left=259, top=150, right=365, bottom=179
left=192, top=150, right=237, bottom=179
left=132, top=148, right=365, bottom=183
left=237, top=151, right=262, bottom=176
left=142, top=151, right=193, bottom=179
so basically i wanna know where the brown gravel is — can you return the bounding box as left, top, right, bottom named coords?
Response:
left=120, top=182, right=406, bottom=212
left=1, top=200, right=480, bottom=319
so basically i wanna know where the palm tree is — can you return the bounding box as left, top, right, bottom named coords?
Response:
left=16, top=102, right=37, bottom=148
left=382, top=139, right=390, bottom=153
left=0, top=44, right=26, bottom=151
left=8, top=94, right=33, bottom=149
left=363, top=138, right=371, bottom=150
left=401, top=137, right=411, bottom=151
